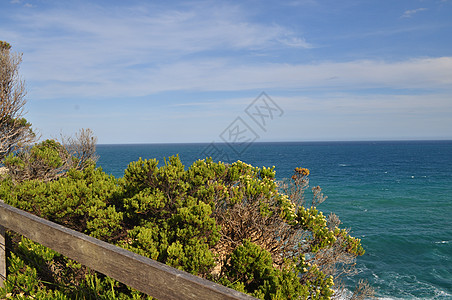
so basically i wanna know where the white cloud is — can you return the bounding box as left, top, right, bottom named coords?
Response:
left=25, top=56, right=452, bottom=100
left=4, top=2, right=313, bottom=98
left=2, top=1, right=449, bottom=143
left=10, top=0, right=33, bottom=7
left=13, top=3, right=308, bottom=59
left=5, top=2, right=452, bottom=101
left=285, top=0, right=318, bottom=6
left=278, top=36, right=313, bottom=48
left=401, top=8, right=427, bottom=18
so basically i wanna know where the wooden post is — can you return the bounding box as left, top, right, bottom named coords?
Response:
left=0, top=198, right=5, bottom=288
left=0, top=223, right=5, bottom=288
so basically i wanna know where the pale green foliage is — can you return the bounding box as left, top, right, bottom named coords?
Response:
left=4, top=131, right=98, bottom=182
left=0, top=41, right=35, bottom=160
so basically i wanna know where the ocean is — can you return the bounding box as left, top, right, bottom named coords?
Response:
left=96, top=141, right=452, bottom=299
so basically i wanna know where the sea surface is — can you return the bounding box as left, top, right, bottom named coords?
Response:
left=96, top=141, right=452, bottom=299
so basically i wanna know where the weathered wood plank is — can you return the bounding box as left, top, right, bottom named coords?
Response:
left=0, top=202, right=255, bottom=299
left=0, top=224, right=5, bottom=288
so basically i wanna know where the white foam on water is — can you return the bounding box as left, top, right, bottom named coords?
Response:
left=434, top=240, right=450, bottom=244
left=352, top=265, right=452, bottom=300
left=436, top=290, right=452, bottom=298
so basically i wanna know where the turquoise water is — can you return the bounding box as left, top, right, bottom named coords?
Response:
left=96, top=141, right=452, bottom=299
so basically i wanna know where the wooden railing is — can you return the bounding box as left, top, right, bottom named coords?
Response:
left=0, top=201, right=255, bottom=299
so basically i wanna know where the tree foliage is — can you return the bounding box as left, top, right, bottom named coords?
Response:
left=0, top=41, right=35, bottom=161
left=3, top=129, right=98, bottom=182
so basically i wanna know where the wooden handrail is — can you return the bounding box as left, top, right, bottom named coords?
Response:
left=0, top=201, right=255, bottom=299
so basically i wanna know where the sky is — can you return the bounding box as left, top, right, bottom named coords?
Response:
left=1, top=0, right=452, bottom=144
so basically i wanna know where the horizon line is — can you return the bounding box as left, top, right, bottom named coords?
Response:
left=96, top=138, right=452, bottom=146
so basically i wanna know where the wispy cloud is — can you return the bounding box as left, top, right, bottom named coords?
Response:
left=25, top=56, right=452, bottom=100
left=3, top=3, right=448, bottom=100
left=401, top=8, right=427, bottom=18
left=3, top=2, right=314, bottom=98
left=12, top=3, right=309, bottom=58
left=278, top=36, right=313, bottom=48
left=10, top=0, right=33, bottom=7
left=284, top=0, right=318, bottom=7
left=1, top=0, right=449, bottom=143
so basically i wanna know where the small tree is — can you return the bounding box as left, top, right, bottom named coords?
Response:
left=4, top=128, right=99, bottom=182
left=0, top=41, right=35, bottom=161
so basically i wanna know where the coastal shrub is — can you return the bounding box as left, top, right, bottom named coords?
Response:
left=0, top=163, right=122, bottom=241
left=4, top=130, right=98, bottom=183
left=115, top=156, right=366, bottom=298
left=117, top=156, right=221, bottom=275
left=0, top=155, right=367, bottom=299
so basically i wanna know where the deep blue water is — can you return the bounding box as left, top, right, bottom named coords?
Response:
left=96, top=141, right=452, bottom=299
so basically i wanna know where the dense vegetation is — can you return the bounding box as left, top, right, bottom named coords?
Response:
left=0, top=142, right=370, bottom=299
left=0, top=41, right=372, bottom=299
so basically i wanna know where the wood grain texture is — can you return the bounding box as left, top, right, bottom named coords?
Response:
left=0, top=202, right=256, bottom=299
left=0, top=224, right=5, bottom=288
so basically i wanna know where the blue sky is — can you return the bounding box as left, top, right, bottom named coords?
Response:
left=1, top=0, right=452, bottom=144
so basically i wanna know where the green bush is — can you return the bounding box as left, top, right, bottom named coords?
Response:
left=0, top=164, right=122, bottom=241
left=0, top=150, right=367, bottom=299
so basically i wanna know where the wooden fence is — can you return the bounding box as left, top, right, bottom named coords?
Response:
left=0, top=201, right=256, bottom=299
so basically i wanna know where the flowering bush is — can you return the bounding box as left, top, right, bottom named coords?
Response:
left=0, top=152, right=368, bottom=299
